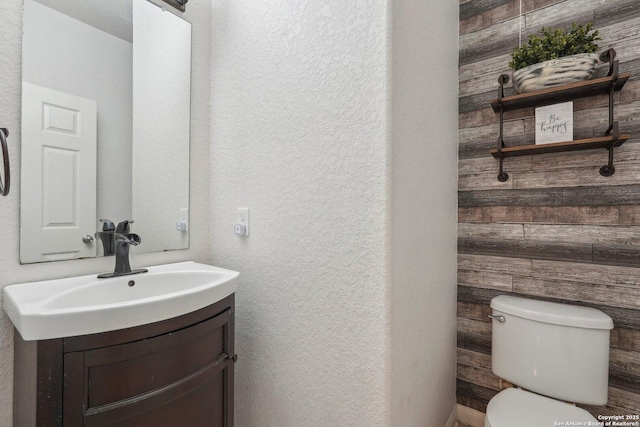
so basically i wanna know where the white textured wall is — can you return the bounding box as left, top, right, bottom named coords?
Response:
left=22, top=0, right=133, bottom=229
left=390, top=0, right=459, bottom=425
left=0, top=0, right=211, bottom=423
left=210, top=1, right=392, bottom=425
left=210, top=1, right=459, bottom=425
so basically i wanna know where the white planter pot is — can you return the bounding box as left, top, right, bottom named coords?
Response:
left=512, top=53, right=600, bottom=93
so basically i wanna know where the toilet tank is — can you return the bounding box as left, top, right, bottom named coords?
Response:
left=490, top=296, right=614, bottom=405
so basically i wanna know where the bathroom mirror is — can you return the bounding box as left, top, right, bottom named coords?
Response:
left=20, top=0, right=191, bottom=263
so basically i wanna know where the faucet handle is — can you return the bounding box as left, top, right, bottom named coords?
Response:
left=100, top=219, right=115, bottom=231
left=116, top=220, right=135, bottom=233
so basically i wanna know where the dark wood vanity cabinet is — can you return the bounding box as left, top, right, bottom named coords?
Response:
left=14, top=295, right=235, bottom=427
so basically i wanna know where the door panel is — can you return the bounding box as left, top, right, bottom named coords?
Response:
left=21, top=82, right=97, bottom=262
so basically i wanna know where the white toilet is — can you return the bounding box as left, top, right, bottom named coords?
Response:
left=485, top=295, right=614, bottom=427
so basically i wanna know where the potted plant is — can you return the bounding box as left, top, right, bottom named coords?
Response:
left=509, top=23, right=601, bottom=93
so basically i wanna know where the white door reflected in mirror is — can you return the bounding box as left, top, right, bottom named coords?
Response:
left=21, top=84, right=97, bottom=263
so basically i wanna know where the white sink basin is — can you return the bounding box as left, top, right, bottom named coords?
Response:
left=3, top=261, right=239, bottom=340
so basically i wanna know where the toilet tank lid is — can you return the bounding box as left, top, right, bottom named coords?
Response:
left=490, top=296, right=614, bottom=330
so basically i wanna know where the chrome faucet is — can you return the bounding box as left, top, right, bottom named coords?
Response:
left=97, top=220, right=148, bottom=278
left=95, top=219, right=116, bottom=256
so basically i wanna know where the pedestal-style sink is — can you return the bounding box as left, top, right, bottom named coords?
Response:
left=3, top=261, right=239, bottom=340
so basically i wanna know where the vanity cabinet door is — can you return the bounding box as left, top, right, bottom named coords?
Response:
left=62, top=309, right=233, bottom=427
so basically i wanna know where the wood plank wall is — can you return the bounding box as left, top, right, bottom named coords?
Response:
left=457, top=0, right=640, bottom=416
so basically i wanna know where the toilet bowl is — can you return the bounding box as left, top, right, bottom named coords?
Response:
left=485, top=296, right=613, bottom=427
left=484, top=388, right=597, bottom=427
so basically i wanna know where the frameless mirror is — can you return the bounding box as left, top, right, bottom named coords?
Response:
left=20, top=0, right=191, bottom=263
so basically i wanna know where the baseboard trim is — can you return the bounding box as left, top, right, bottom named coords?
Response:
left=445, top=404, right=457, bottom=427
left=456, top=404, right=485, bottom=427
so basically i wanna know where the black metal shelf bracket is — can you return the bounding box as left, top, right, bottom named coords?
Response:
left=496, top=74, right=510, bottom=182
left=601, top=48, right=619, bottom=79
left=600, top=48, right=619, bottom=177
left=600, top=122, right=619, bottom=177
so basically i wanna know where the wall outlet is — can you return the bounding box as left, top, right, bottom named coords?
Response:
left=237, top=208, right=249, bottom=236
left=234, top=223, right=246, bottom=236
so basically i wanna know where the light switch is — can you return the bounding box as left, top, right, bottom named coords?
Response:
left=236, top=208, right=249, bottom=237
left=176, top=208, right=188, bottom=232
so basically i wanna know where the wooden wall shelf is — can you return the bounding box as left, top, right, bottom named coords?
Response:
left=490, top=73, right=630, bottom=112
left=491, top=50, right=630, bottom=182
left=490, top=135, right=630, bottom=158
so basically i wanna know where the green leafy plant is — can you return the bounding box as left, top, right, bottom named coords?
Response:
left=509, top=23, right=601, bottom=71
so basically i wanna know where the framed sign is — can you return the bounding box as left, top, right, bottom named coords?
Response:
left=535, top=101, right=573, bottom=145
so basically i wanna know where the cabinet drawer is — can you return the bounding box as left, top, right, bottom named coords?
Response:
left=65, top=308, right=231, bottom=410
left=84, top=364, right=226, bottom=427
